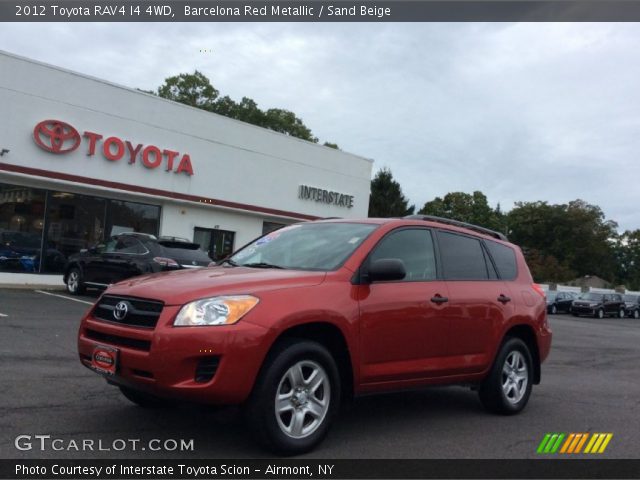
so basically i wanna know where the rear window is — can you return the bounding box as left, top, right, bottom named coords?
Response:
left=160, top=244, right=212, bottom=263
left=485, top=240, right=518, bottom=280
left=437, top=231, right=489, bottom=280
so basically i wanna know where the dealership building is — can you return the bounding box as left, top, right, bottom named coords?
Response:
left=0, top=51, right=372, bottom=280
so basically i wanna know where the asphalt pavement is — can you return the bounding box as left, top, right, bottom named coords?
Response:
left=0, top=288, right=638, bottom=459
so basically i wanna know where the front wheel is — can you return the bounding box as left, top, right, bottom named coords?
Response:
left=479, top=337, right=533, bottom=415
left=550, top=304, right=557, bottom=315
left=633, top=310, right=639, bottom=319
left=619, top=309, right=626, bottom=319
left=245, top=339, right=340, bottom=455
left=65, top=267, right=86, bottom=295
left=596, top=309, right=605, bottom=319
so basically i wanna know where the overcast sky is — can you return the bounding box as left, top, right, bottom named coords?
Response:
left=2, top=22, right=639, bottom=230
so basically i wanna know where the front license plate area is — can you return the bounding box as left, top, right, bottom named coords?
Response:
left=91, top=344, right=119, bottom=375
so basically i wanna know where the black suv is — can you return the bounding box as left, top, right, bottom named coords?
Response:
left=546, top=291, right=577, bottom=314
left=63, top=233, right=213, bottom=295
left=571, top=292, right=626, bottom=319
left=622, top=294, right=640, bottom=319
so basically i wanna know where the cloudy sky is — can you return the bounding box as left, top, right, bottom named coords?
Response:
left=2, top=22, right=639, bottom=229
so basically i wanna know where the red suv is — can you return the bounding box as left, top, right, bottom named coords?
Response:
left=78, top=216, right=551, bottom=454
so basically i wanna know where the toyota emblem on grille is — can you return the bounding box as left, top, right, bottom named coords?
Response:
left=33, top=119, right=81, bottom=154
left=113, top=301, right=129, bottom=321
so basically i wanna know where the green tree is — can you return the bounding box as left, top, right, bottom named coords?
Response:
left=368, top=168, right=415, bottom=218
left=507, top=199, right=618, bottom=283
left=153, top=71, right=331, bottom=144
left=613, top=230, right=640, bottom=290
left=419, top=191, right=505, bottom=232
left=157, top=71, right=219, bottom=110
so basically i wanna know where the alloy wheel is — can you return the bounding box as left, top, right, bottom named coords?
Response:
left=275, top=360, right=330, bottom=439
left=67, top=271, right=79, bottom=293
left=501, top=350, right=528, bottom=405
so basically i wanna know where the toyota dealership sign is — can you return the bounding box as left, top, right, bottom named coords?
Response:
left=32, top=119, right=194, bottom=176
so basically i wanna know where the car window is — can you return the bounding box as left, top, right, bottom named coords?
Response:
left=230, top=222, right=378, bottom=271
left=484, top=240, right=518, bottom=280
left=438, top=231, right=489, bottom=281
left=368, top=229, right=436, bottom=282
left=115, top=237, right=146, bottom=254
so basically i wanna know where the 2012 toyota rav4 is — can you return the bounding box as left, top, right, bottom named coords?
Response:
left=78, top=216, right=552, bottom=454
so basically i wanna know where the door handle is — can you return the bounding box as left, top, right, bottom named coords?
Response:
left=430, top=295, right=449, bottom=304
left=498, top=294, right=511, bottom=304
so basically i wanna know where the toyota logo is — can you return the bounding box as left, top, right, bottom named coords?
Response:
left=113, top=301, right=129, bottom=321
left=33, top=119, right=81, bottom=154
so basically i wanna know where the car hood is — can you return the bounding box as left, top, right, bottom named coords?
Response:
left=105, top=266, right=327, bottom=305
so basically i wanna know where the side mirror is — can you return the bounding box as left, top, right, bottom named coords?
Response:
left=368, top=258, right=406, bottom=283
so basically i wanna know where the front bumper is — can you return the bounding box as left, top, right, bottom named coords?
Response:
left=571, top=305, right=597, bottom=316
left=78, top=304, right=272, bottom=405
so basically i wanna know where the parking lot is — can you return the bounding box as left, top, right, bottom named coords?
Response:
left=1, top=288, right=639, bottom=459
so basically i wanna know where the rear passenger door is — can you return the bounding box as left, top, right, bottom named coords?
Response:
left=436, top=231, right=515, bottom=374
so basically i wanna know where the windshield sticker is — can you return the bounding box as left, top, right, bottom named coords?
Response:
left=234, top=247, right=256, bottom=259
left=348, top=237, right=361, bottom=244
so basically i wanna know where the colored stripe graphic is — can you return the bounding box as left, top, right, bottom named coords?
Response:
left=539, top=433, right=613, bottom=454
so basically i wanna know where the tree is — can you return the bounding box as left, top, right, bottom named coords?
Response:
left=419, top=191, right=505, bottom=232
left=507, top=199, right=618, bottom=283
left=153, top=71, right=332, bottom=144
left=157, top=71, right=219, bottom=110
left=323, top=142, right=339, bottom=150
left=368, top=168, right=415, bottom=217
left=613, top=230, right=640, bottom=290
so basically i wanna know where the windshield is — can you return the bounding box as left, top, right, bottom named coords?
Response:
left=229, top=222, right=378, bottom=271
left=580, top=293, right=603, bottom=301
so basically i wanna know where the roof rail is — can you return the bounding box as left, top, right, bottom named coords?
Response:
left=404, top=215, right=508, bottom=241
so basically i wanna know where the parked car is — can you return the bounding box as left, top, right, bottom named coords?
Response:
left=571, top=292, right=626, bottom=319
left=64, top=233, right=213, bottom=294
left=622, top=294, right=640, bottom=319
left=546, top=291, right=577, bottom=315
left=77, top=216, right=551, bottom=454
left=0, top=230, right=66, bottom=272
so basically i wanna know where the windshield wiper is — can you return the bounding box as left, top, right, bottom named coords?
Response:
left=242, top=262, right=285, bottom=269
left=220, top=258, right=238, bottom=267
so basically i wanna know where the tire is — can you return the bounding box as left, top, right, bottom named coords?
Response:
left=596, top=309, right=604, bottom=319
left=634, top=310, right=639, bottom=320
left=619, top=309, right=625, bottom=319
left=245, top=339, right=340, bottom=455
left=550, top=304, right=557, bottom=315
left=119, top=386, right=174, bottom=408
left=479, top=337, right=533, bottom=415
left=572, top=312, right=578, bottom=317
left=65, top=267, right=86, bottom=295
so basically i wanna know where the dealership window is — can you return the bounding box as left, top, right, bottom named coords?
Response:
left=1, top=181, right=161, bottom=273
left=262, top=221, right=287, bottom=235
left=106, top=200, right=160, bottom=237
left=194, top=227, right=235, bottom=261
left=45, top=192, right=108, bottom=272
left=0, top=183, right=46, bottom=273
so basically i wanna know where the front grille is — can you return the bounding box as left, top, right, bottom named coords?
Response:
left=194, top=356, right=220, bottom=383
left=86, top=329, right=151, bottom=351
left=93, top=295, right=164, bottom=329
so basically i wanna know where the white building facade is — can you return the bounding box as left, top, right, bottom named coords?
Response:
left=0, top=51, right=372, bottom=276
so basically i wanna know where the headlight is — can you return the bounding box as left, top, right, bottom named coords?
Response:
left=173, top=295, right=259, bottom=326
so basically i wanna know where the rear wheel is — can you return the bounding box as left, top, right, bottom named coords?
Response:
left=596, top=309, right=605, bottom=319
left=119, top=387, right=174, bottom=408
left=550, top=304, right=557, bottom=315
left=245, top=339, right=340, bottom=455
left=634, top=310, right=639, bottom=319
left=619, top=308, right=626, bottom=319
left=65, top=267, right=86, bottom=295
left=479, top=337, right=533, bottom=415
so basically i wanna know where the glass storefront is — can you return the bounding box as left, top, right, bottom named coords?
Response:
left=194, top=227, right=235, bottom=262
left=0, top=182, right=160, bottom=273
